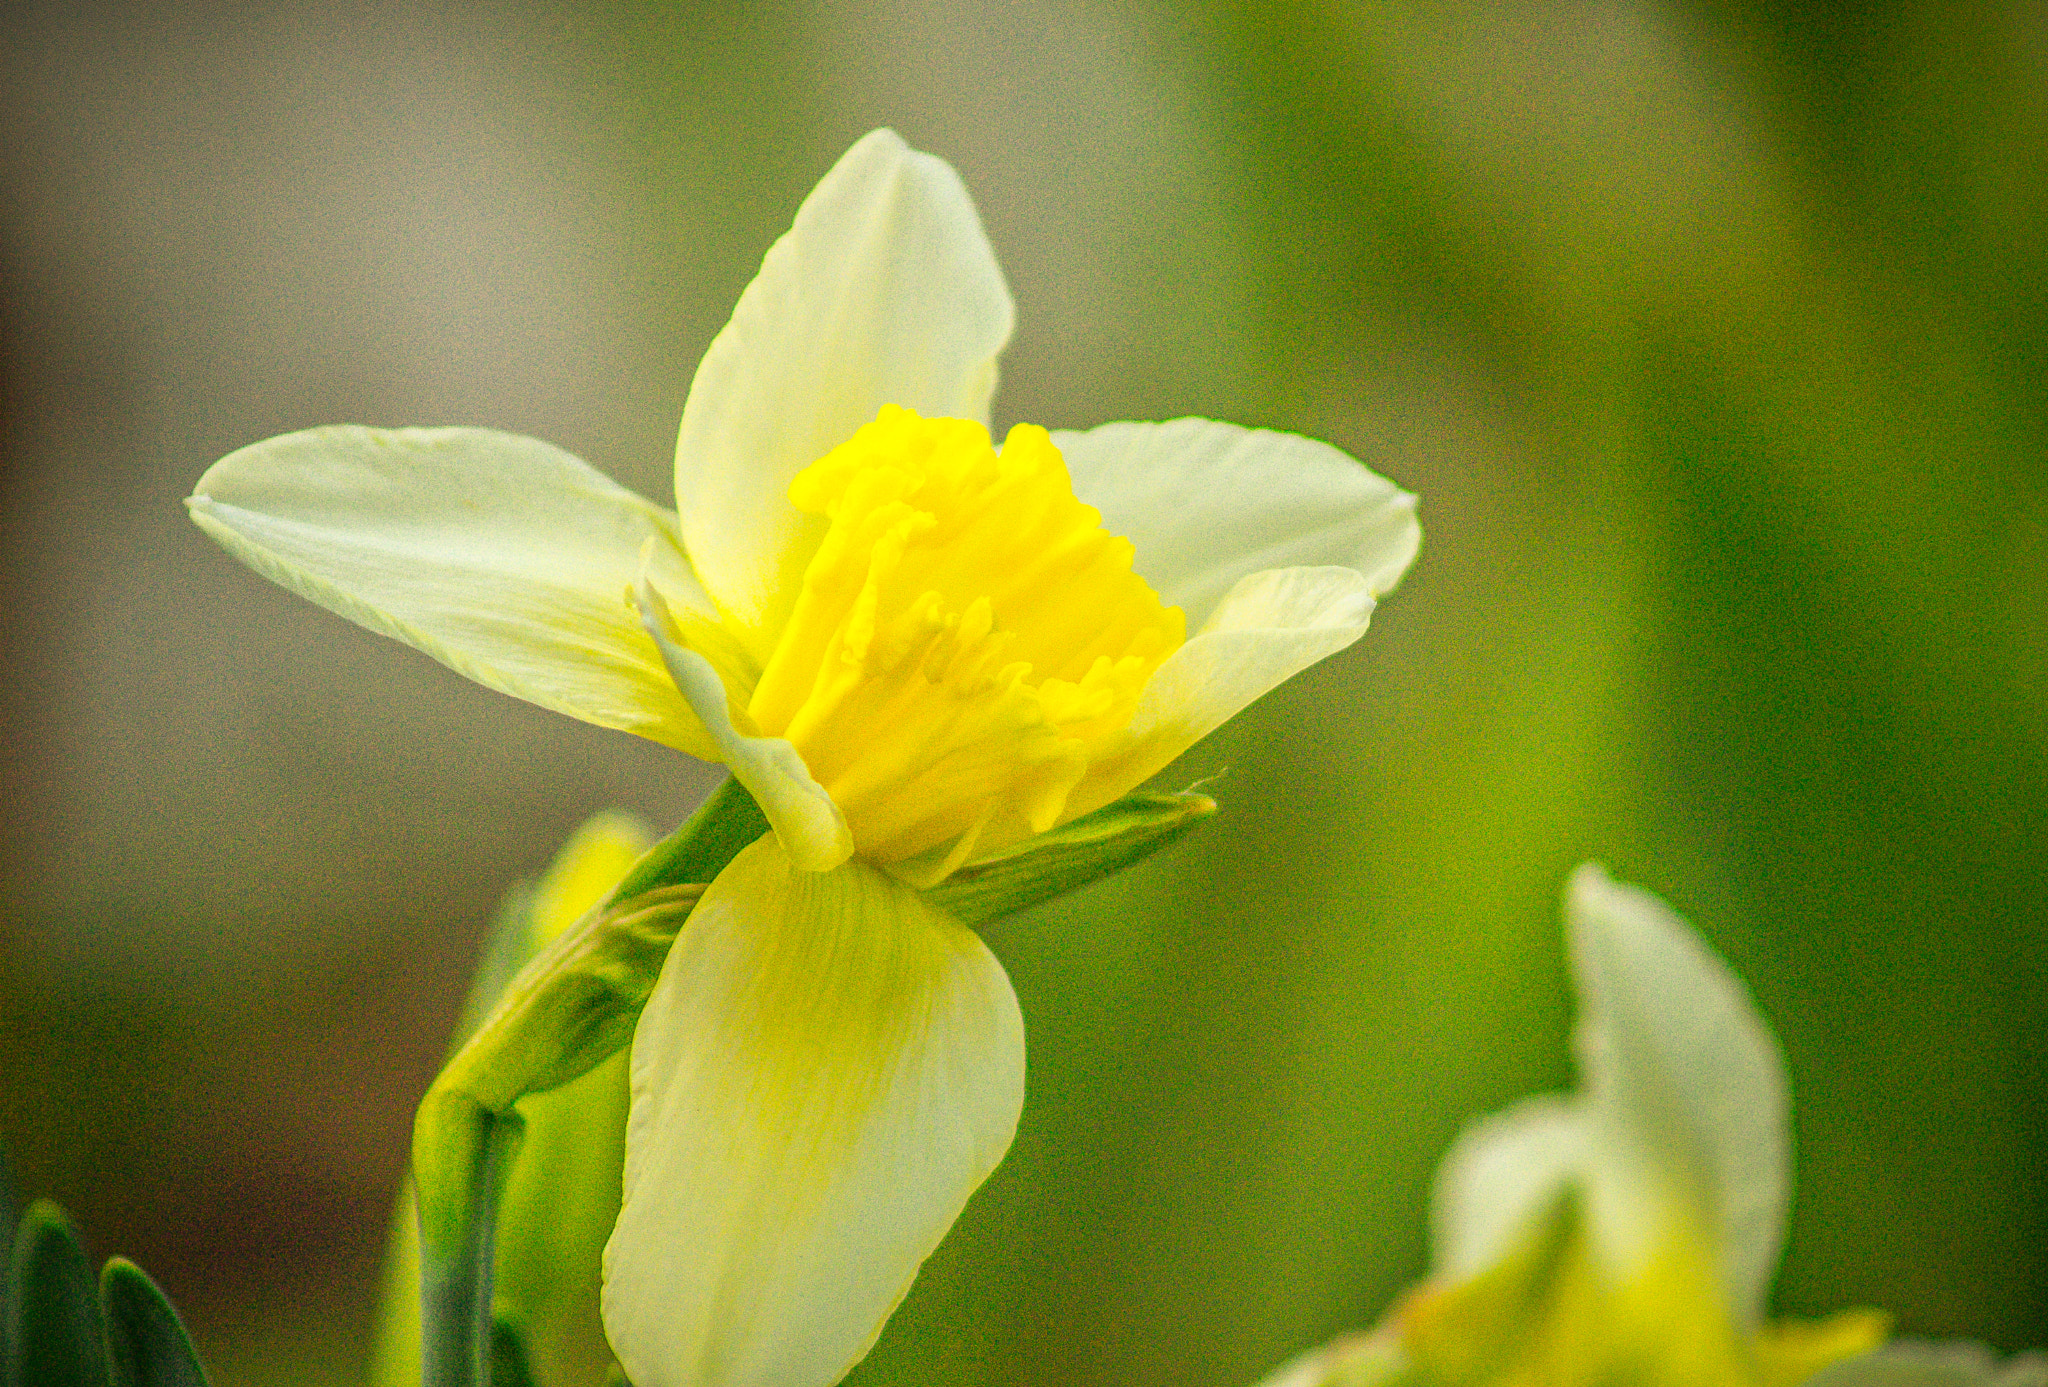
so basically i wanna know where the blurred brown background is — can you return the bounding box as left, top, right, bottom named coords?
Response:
left=3, top=2, right=2044, bottom=1384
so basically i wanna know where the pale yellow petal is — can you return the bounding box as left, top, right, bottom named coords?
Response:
left=1065, top=566, right=1376, bottom=818
left=1054, top=418, right=1421, bottom=626
left=675, top=130, right=1014, bottom=661
left=603, top=836, right=1025, bottom=1387
left=1807, top=1344, right=2048, bottom=1387
left=1251, top=1333, right=1411, bottom=1387
left=1565, top=864, right=1791, bottom=1329
left=1430, top=1093, right=1586, bottom=1282
left=188, top=425, right=718, bottom=757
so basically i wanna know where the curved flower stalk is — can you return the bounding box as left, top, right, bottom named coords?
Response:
left=371, top=812, right=654, bottom=1387
left=1260, top=865, right=1889, bottom=1387
left=187, top=130, right=1420, bottom=1387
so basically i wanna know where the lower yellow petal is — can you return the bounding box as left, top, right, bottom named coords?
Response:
left=603, top=834, right=1025, bottom=1387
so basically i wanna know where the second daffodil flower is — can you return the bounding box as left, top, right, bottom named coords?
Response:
left=187, top=131, right=1421, bottom=1387
left=1260, top=866, right=1887, bottom=1387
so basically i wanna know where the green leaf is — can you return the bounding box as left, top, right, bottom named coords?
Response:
left=929, top=790, right=1218, bottom=925
left=4, top=1201, right=109, bottom=1387
left=100, top=1259, right=209, bottom=1387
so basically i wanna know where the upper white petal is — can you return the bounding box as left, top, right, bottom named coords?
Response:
left=188, top=425, right=718, bottom=757
left=674, top=129, right=1014, bottom=659
left=1064, top=565, right=1377, bottom=818
left=1429, top=1092, right=1585, bottom=1281
left=1565, top=863, right=1791, bottom=1328
left=604, top=836, right=1025, bottom=1387
left=1052, top=418, right=1420, bottom=628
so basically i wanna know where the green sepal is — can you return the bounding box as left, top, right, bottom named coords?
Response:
left=3, top=1201, right=108, bottom=1387
left=421, top=776, right=760, bottom=1131
left=605, top=775, right=768, bottom=905
left=100, top=1259, right=210, bottom=1387
left=929, top=790, right=1218, bottom=925
left=449, top=881, right=545, bottom=1054
left=422, top=782, right=1211, bottom=1143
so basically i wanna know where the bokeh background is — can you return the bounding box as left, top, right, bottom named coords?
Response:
left=3, top=1, right=2044, bottom=1382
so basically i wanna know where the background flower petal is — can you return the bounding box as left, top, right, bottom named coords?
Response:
left=674, top=129, right=1014, bottom=661
left=1565, top=863, right=1792, bottom=1330
left=188, top=425, right=720, bottom=757
left=1808, top=1344, right=2048, bottom=1387
left=1052, top=418, right=1420, bottom=628
left=1064, top=565, right=1376, bottom=818
left=1429, top=1092, right=1585, bottom=1282
left=604, top=836, right=1025, bottom=1387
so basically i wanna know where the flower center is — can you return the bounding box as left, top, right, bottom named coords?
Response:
left=745, top=405, right=1185, bottom=876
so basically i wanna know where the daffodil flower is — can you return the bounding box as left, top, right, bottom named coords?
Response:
left=187, top=130, right=1420, bottom=1387
left=1260, top=865, right=1887, bottom=1387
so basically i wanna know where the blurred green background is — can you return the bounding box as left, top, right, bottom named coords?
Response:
left=2, top=1, right=2043, bottom=1383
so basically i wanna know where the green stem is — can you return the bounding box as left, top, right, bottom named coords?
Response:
left=412, top=777, right=767, bottom=1387
left=416, top=1099, right=522, bottom=1387
left=607, top=776, right=770, bottom=903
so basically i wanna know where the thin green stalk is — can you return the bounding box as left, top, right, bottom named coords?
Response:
left=412, top=777, right=767, bottom=1387
left=416, top=1101, right=521, bottom=1387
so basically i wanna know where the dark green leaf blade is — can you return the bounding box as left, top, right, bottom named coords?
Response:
left=100, top=1259, right=208, bottom=1387
left=4, top=1201, right=108, bottom=1387
left=0, top=1139, right=18, bottom=1252
left=0, top=1136, right=17, bottom=1377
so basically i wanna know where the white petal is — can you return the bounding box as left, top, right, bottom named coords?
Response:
left=675, top=129, right=1015, bottom=658
left=1053, top=418, right=1420, bottom=627
left=1809, top=1346, right=2048, bottom=1387
left=1064, top=565, right=1377, bottom=818
left=188, top=425, right=718, bottom=757
left=1565, top=863, right=1791, bottom=1328
left=1429, top=1093, right=1585, bottom=1281
left=635, top=580, right=852, bottom=872
left=604, top=836, right=1025, bottom=1387
left=1251, top=1334, right=1410, bottom=1387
